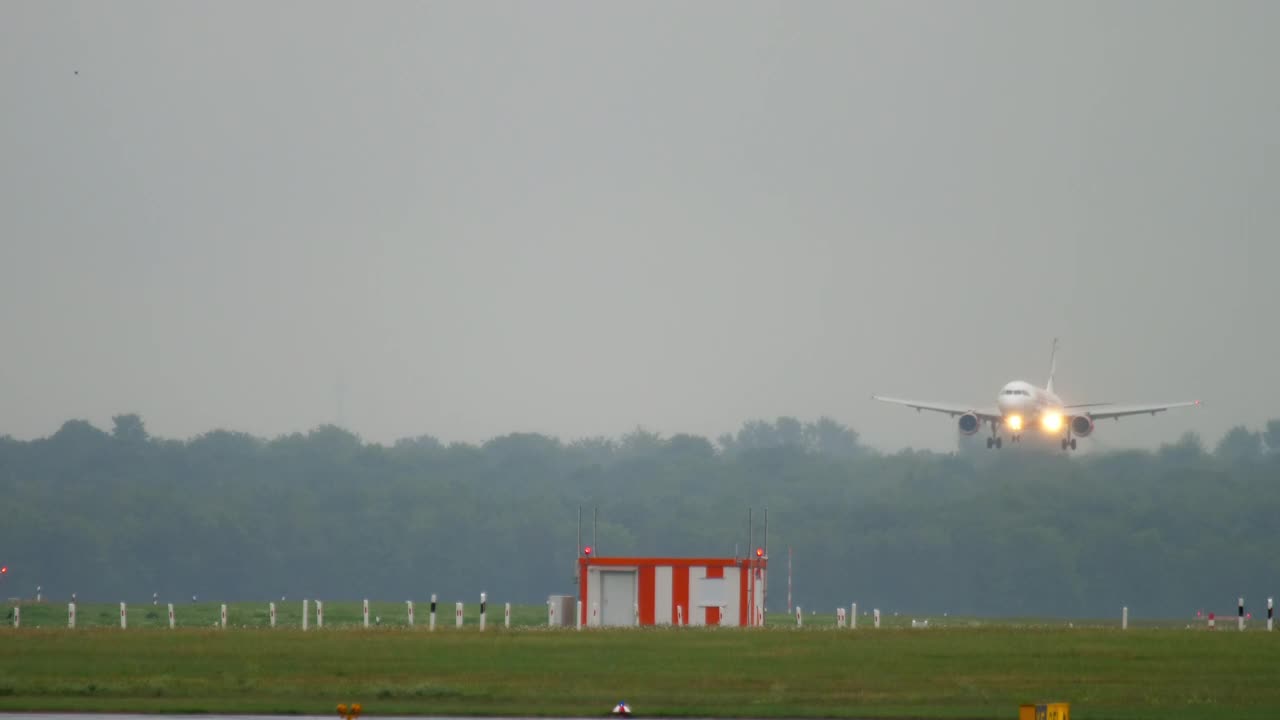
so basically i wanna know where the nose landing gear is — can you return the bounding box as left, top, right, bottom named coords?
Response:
left=987, top=421, right=1003, bottom=450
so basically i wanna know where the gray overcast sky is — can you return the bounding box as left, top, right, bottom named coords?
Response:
left=2, top=1, right=1277, bottom=451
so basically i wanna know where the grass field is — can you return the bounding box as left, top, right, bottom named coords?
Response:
left=2, top=603, right=1278, bottom=719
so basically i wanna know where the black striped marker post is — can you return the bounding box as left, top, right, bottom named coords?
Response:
left=1238, top=597, right=1245, bottom=632
left=480, top=592, right=487, bottom=632
left=429, top=594, right=437, bottom=631
left=1268, top=597, right=1273, bottom=632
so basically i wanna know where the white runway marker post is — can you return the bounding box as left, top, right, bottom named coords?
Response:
left=430, top=594, right=437, bottom=631
left=316, top=600, right=324, bottom=629
left=548, top=600, right=556, bottom=626
left=795, top=606, right=802, bottom=628
left=851, top=603, right=858, bottom=629
left=270, top=602, right=276, bottom=628
left=576, top=600, right=583, bottom=630
left=220, top=603, right=227, bottom=629
left=455, top=602, right=463, bottom=629
left=592, top=601, right=599, bottom=627
left=12, top=606, right=18, bottom=629
left=1122, top=606, right=1128, bottom=630
left=68, top=602, right=76, bottom=629
left=407, top=600, right=414, bottom=627
left=302, top=599, right=309, bottom=631
left=1239, top=598, right=1245, bottom=632
left=505, top=602, right=511, bottom=629
left=363, top=599, right=370, bottom=628
left=873, top=608, right=881, bottom=629
left=676, top=604, right=684, bottom=626
left=168, top=603, right=175, bottom=629
left=480, top=593, right=487, bottom=632
left=836, top=607, right=845, bottom=628
left=120, top=602, right=127, bottom=629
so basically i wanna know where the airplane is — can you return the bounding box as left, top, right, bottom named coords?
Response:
left=873, top=340, right=1199, bottom=450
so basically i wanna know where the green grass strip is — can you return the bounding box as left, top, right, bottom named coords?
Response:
left=4, top=611, right=1280, bottom=719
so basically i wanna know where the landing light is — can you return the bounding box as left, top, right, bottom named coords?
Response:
left=1042, top=412, right=1064, bottom=432
left=1006, top=415, right=1023, bottom=431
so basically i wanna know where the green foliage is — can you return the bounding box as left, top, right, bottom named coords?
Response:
left=0, top=416, right=1277, bottom=618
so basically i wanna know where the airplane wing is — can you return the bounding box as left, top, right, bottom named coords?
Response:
left=1083, top=400, right=1200, bottom=421
left=872, top=396, right=1002, bottom=420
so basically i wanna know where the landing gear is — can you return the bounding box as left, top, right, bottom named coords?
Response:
left=987, top=436, right=1003, bottom=449
left=1061, top=437, right=1078, bottom=451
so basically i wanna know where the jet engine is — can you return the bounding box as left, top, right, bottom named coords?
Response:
left=957, top=413, right=981, bottom=435
left=1070, top=415, right=1095, bottom=437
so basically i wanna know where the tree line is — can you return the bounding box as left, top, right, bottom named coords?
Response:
left=1, top=414, right=1277, bottom=618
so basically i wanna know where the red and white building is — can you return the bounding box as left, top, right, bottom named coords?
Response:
left=578, top=555, right=768, bottom=627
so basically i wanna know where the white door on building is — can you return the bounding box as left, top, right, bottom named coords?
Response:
left=600, top=570, right=637, bottom=626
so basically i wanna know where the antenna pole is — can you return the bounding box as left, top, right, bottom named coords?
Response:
left=762, top=506, right=768, bottom=613
left=593, top=506, right=598, bottom=556
left=778, top=543, right=788, bottom=609
left=747, top=508, right=754, bottom=624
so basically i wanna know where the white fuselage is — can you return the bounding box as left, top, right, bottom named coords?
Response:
left=996, top=381, right=1065, bottom=434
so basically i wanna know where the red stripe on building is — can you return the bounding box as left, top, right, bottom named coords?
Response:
left=739, top=561, right=750, bottom=626
left=672, top=565, right=690, bottom=624
left=638, top=565, right=655, bottom=625
left=582, top=557, right=744, bottom=568
left=578, top=557, right=588, bottom=625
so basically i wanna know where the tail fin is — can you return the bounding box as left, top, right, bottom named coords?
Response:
left=1046, top=338, right=1059, bottom=395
